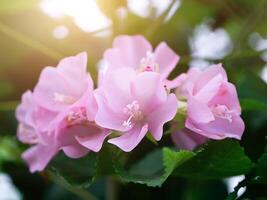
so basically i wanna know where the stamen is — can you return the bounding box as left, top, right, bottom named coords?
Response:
left=122, top=100, right=144, bottom=128
left=66, top=107, right=88, bottom=125
left=212, top=104, right=233, bottom=122
left=139, top=51, right=160, bottom=73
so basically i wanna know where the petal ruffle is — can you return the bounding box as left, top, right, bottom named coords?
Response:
left=154, top=42, right=180, bottom=79
left=108, top=124, right=148, bottom=152
left=148, top=94, right=178, bottom=141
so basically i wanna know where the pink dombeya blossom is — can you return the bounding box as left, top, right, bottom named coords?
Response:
left=100, top=35, right=184, bottom=89
left=16, top=52, right=109, bottom=173
left=95, top=67, right=178, bottom=152
left=16, top=91, right=59, bottom=173
left=174, top=64, right=245, bottom=142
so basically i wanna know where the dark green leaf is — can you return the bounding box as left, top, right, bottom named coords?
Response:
left=49, top=153, right=97, bottom=188
left=115, top=148, right=194, bottom=187
left=174, top=140, right=254, bottom=179
left=94, top=144, right=119, bottom=179
left=255, top=146, right=267, bottom=184
left=0, top=136, right=21, bottom=167
left=240, top=98, right=267, bottom=111
left=237, top=71, right=267, bottom=103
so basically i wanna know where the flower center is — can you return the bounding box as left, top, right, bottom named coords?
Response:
left=212, top=104, right=233, bottom=122
left=66, top=107, right=88, bottom=126
left=53, top=92, right=77, bottom=104
left=122, top=100, right=144, bottom=128
left=139, top=51, right=160, bottom=73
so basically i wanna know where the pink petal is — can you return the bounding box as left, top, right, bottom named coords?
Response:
left=111, top=35, right=152, bottom=69
left=108, top=124, right=148, bottom=152
left=57, top=52, right=88, bottom=80
left=187, top=97, right=215, bottom=123
left=62, top=144, right=89, bottom=159
left=34, top=107, right=57, bottom=132
left=171, top=128, right=207, bottom=150
left=22, top=145, right=58, bottom=173
left=164, top=73, right=187, bottom=90
left=95, top=90, right=128, bottom=132
left=76, top=129, right=110, bottom=152
left=148, top=94, right=178, bottom=140
left=186, top=114, right=245, bottom=140
left=17, top=124, right=38, bottom=144
left=194, top=74, right=224, bottom=103
left=131, top=72, right=167, bottom=112
left=16, top=91, right=35, bottom=127
left=33, top=52, right=90, bottom=112
left=154, top=42, right=180, bottom=79
left=102, top=67, right=136, bottom=111
left=104, top=48, right=126, bottom=69
left=193, top=64, right=227, bottom=96
left=209, top=82, right=241, bottom=114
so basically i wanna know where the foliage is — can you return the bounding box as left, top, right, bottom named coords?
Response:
left=0, top=0, right=267, bottom=199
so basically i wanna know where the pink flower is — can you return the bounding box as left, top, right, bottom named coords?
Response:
left=175, top=64, right=245, bottom=140
left=171, top=128, right=207, bottom=151
left=95, top=67, right=178, bottom=152
left=16, top=91, right=59, bottom=173
left=16, top=52, right=109, bottom=172
left=101, top=35, right=182, bottom=89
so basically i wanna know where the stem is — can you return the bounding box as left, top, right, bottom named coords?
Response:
left=0, top=21, right=63, bottom=60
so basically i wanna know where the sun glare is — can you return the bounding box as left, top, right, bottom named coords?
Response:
left=40, top=0, right=112, bottom=33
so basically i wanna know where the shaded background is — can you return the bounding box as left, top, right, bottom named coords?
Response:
left=0, top=0, right=267, bottom=199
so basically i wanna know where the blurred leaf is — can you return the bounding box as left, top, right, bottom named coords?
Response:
left=237, top=71, right=267, bottom=102
left=94, top=144, right=119, bottom=179
left=49, top=153, right=97, bottom=188
left=115, top=148, right=194, bottom=187
left=0, top=110, right=17, bottom=135
left=240, top=98, right=267, bottom=111
left=255, top=145, right=267, bottom=184
left=173, top=140, right=253, bottom=179
left=182, top=180, right=228, bottom=200
left=0, top=80, right=13, bottom=98
left=0, top=137, right=21, bottom=167
left=0, top=101, right=18, bottom=111
left=0, top=0, right=38, bottom=14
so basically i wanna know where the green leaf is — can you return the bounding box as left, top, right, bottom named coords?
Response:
left=49, top=153, right=97, bottom=188
left=237, top=71, right=267, bottom=103
left=174, top=140, right=254, bottom=179
left=0, top=80, right=13, bottom=98
left=0, top=0, right=38, bottom=14
left=0, top=137, right=21, bottom=167
left=114, top=148, right=195, bottom=187
left=240, top=98, right=267, bottom=111
left=254, top=146, right=267, bottom=184
left=94, top=144, right=119, bottom=179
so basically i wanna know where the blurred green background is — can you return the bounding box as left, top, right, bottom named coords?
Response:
left=0, top=0, right=267, bottom=199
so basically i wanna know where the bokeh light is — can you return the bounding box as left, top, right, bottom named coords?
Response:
left=40, top=0, right=112, bottom=32
left=52, top=25, right=69, bottom=39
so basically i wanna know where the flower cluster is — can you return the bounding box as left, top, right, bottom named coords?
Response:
left=16, top=35, right=245, bottom=173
